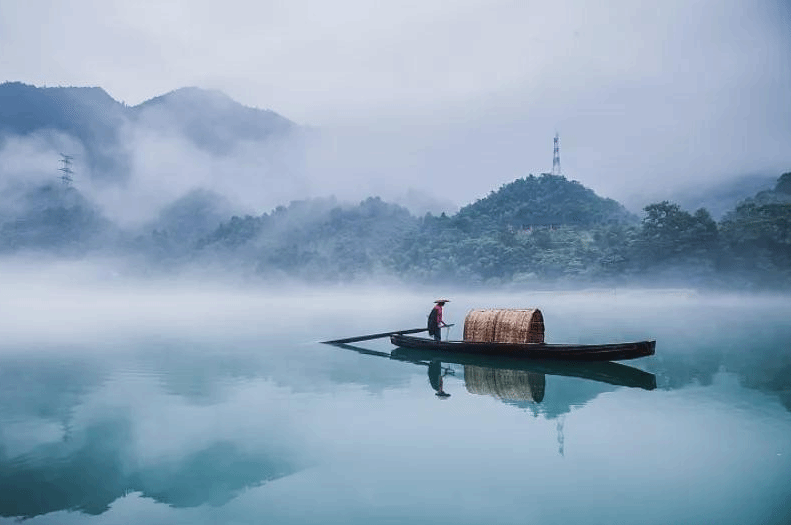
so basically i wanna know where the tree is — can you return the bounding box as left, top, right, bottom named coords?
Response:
left=719, top=202, right=791, bottom=279
left=637, top=201, right=718, bottom=268
left=776, top=172, right=791, bottom=195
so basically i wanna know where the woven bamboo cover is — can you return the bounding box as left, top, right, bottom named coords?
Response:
left=463, top=308, right=545, bottom=344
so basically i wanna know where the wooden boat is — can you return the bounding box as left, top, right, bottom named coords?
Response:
left=324, top=308, right=656, bottom=363
left=326, top=341, right=656, bottom=391
left=388, top=346, right=656, bottom=390
left=389, top=333, right=656, bottom=362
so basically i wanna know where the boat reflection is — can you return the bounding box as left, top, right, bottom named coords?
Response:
left=463, top=365, right=546, bottom=402
left=329, top=343, right=656, bottom=403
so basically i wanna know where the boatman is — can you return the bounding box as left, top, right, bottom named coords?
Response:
left=427, top=299, right=449, bottom=341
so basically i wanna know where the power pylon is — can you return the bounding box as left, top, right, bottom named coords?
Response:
left=551, top=133, right=561, bottom=176
left=58, top=153, right=74, bottom=185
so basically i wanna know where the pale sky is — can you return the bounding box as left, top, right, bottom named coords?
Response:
left=1, top=0, right=790, bottom=212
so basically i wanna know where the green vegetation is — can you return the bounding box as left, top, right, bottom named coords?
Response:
left=189, top=172, right=791, bottom=288
left=0, top=184, right=110, bottom=254
left=2, top=172, right=790, bottom=289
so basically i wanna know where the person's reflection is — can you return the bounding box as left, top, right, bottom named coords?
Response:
left=428, top=360, right=451, bottom=398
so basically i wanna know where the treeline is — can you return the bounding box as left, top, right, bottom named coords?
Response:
left=187, top=172, right=791, bottom=287
left=2, top=173, right=790, bottom=289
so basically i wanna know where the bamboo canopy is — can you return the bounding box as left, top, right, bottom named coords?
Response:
left=464, top=365, right=546, bottom=402
left=463, top=308, right=545, bottom=344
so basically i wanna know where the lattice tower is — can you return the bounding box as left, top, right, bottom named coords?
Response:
left=58, top=153, right=74, bottom=185
left=551, top=133, right=561, bottom=176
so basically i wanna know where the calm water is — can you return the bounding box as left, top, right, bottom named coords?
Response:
left=1, top=284, right=790, bottom=525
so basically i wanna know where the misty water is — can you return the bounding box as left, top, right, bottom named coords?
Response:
left=1, top=275, right=790, bottom=525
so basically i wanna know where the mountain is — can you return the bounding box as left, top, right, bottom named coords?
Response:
left=0, top=82, right=300, bottom=180
left=0, top=82, right=128, bottom=179
left=1, top=81, right=788, bottom=287
left=150, top=188, right=235, bottom=242
left=198, top=196, right=418, bottom=279
left=667, top=172, right=781, bottom=219
left=718, top=172, right=791, bottom=281
left=453, top=173, right=636, bottom=234
left=721, top=172, right=791, bottom=224
left=0, top=183, right=112, bottom=253
left=133, top=189, right=237, bottom=261
left=131, top=87, right=297, bottom=155
left=736, top=172, right=791, bottom=206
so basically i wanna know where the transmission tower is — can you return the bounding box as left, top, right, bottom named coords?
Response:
left=551, top=133, right=561, bottom=176
left=58, top=153, right=74, bottom=185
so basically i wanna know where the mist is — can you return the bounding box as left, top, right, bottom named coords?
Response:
left=1, top=256, right=789, bottom=345
left=1, top=0, right=789, bottom=216
left=0, top=0, right=789, bottom=293
left=2, top=4, right=791, bottom=521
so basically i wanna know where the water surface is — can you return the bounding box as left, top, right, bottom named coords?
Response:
left=1, top=285, right=789, bottom=525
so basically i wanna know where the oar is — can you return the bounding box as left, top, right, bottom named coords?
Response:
left=327, top=341, right=433, bottom=368
left=321, top=327, right=428, bottom=345
left=326, top=342, right=395, bottom=358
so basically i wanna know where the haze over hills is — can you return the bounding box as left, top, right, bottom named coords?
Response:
left=0, top=81, right=789, bottom=288
left=0, top=81, right=778, bottom=219
left=0, top=82, right=313, bottom=232
left=0, top=83, right=298, bottom=150
left=0, top=81, right=303, bottom=184
left=130, top=87, right=298, bottom=156
left=0, top=82, right=128, bottom=180
left=667, top=172, right=780, bottom=220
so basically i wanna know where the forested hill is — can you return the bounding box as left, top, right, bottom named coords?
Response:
left=455, top=174, right=636, bottom=233
left=0, top=79, right=788, bottom=289
left=196, top=197, right=417, bottom=280
left=180, top=172, right=789, bottom=287
left=731, top=172, right=791, bottom=208
left=1, top=169, right=789, bottom=288
left=0, top=82, right=127, bottom=178
left=0, top=82, right=299, bottom=180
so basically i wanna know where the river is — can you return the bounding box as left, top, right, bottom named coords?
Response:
left=1, top=283, right=789, bottom=524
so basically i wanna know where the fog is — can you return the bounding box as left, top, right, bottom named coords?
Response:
left=0, top=1, right=789, bottom=297
left=99, top=123, right=307, bottom=226
left=0, top=108, right=311, bottom=228
left=1, top=258, right=790, bottom=523
left=0, top=116, right=459, bottom=227
left=2, top=2, right=790, bottom=515
left=1, top=258, right=789, bottom=350
left=1, top=0, right=789, bottom=216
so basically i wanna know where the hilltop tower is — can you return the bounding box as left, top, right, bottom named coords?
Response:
left=551, top=133, right=561, bottom=176
left=58, top=153, right=74, bottom=185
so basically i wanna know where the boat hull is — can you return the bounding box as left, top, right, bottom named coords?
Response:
left=390, top=334, right=655, bottom=362
left=389, top=346, right=656, bottom=390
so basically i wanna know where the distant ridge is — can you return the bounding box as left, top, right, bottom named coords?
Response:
left=667, top=172, right=781, bottom=219
left=0, top=82, right=127, bottom=178
left=0, top=81, right=299, bottom=177
left=131, top=86, right=296, bottom=155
